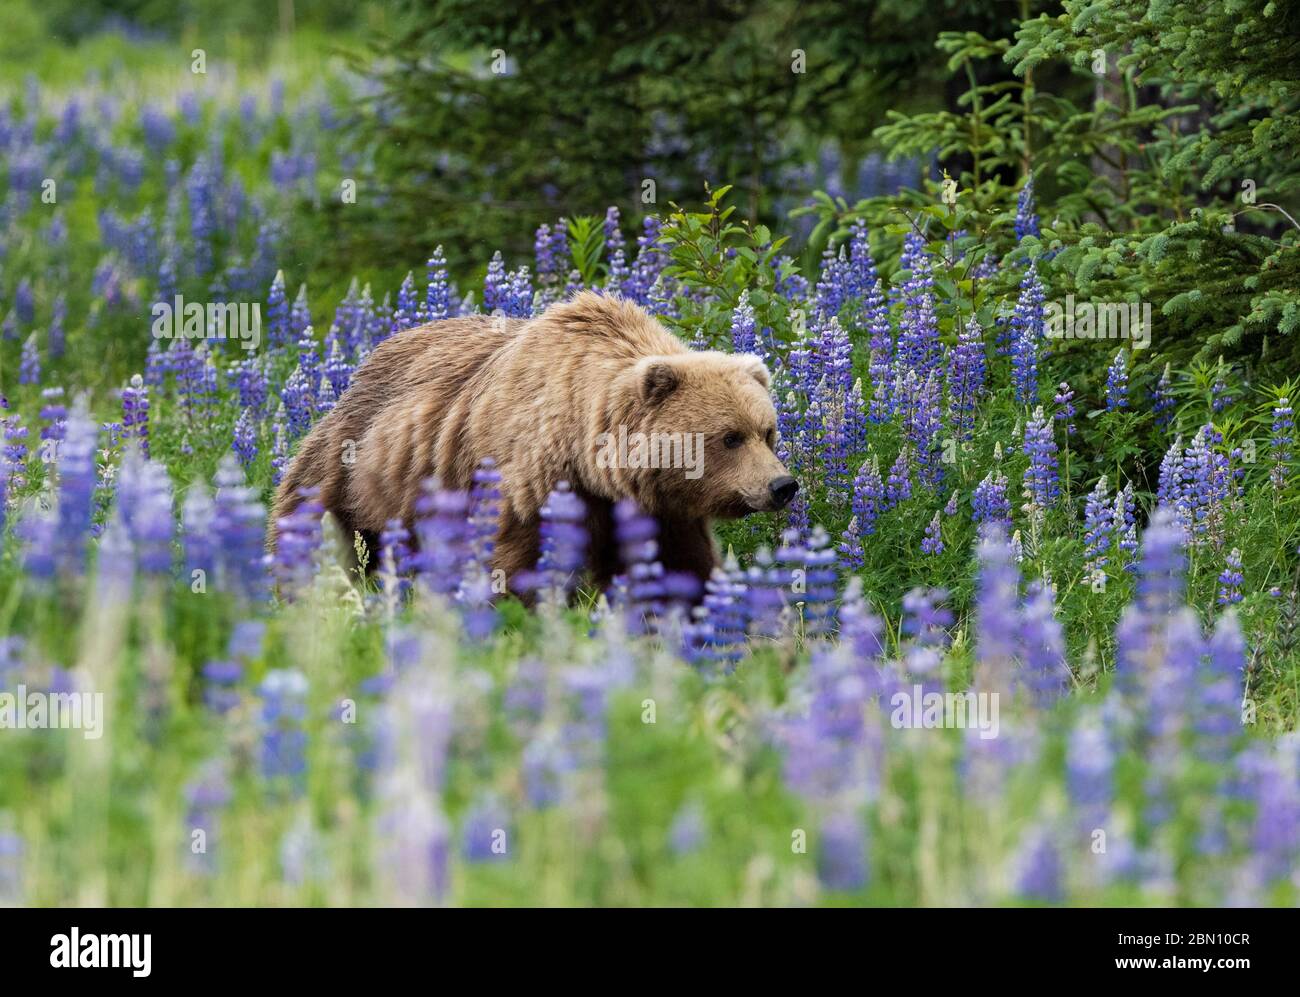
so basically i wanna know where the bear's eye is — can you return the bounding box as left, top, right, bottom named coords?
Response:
left=723, top=431, right=745, bottom=450
left=764, top=427, right=776, bottom=449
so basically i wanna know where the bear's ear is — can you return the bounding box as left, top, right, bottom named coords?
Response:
left=638, top=358, right=680, bottom=405
left=735, top=354, right=771, bottom=390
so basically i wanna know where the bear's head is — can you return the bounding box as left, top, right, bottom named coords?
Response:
left=601, top=350, right=797, bottom=519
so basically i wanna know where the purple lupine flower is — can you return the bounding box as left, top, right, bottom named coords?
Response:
left=626, top=215, right=666, bottom=306
left=865, top=277, right=893, bottom=423
left=323, top=339, right=354, bottom=400
left=332, top=279, right=361, bottom=353
left=231, top=357, right=267, bottom=412
left=884, top=447, right=912, bottom=509
left=48, top=293, right=66, bottom=359
left=183, top=759, right=232, bottom=872
left=900, top=586, right=953, bottom=652
left=517, top=482, right=587, bottom=602
left=1155, top=435, right=1183, bottom=509
left=377, top=518, right=413, bottom=600
left=1164, top=425, right=1232, bottom=546
left=36, top=388, right=65, bottom=445
left=1152, top=363, right=1175, bottom=429
left=1014, top=177, right=1040, bottom=242
left=18, top=334, right=40, bottom=385
left=943, top=490, right=959, bottom=517
left=1245, top=748, right=1300, bottom=885
left=838, top=577, right=886, bottom=670
left=1105, top=350, right=1129, bottom=411
left=838, top=516, right=865, bottom=570
left=973, top=524, right=1019, bottom=689
left=116, top=449, right=173, bottom=576
left=1016, top=827, right=1063, bottom=904
left=844, top=377, right=867, bottom=452
left=817, top=810, right=868, bottom=892
left=1211, top=371, right=1233, bottom=413
left=972, top=469, right=1011, bottom=530
left=799, top=527, right=839, bottom=638
left=1018, top=581, right=1069, bottom=706
left=461, top=794, right=511, bottom=863
left=143, top=343, right=169, bottom=389
left=818, top=392, right=851, bottom=503
left=467, top=457, right=502, bottom=565
left=273, top=488, right=324, bottom=596
left=212, top=455, right=268, bottom=602
left=905, top=371, right=944, bottom=489
left=282, top=367, right=315, bottom=438
left=851, top=457, right=885, bottom=535
left=521, top=729, right=571, bottom=810
left=610, top=498, right=671, bottom=628
left=1198, top=610, right=1244, bottom=763
left=121, top=374, right=149, bottom=457
left=296, top=325, right=320, bottom=388
left=946, top=317, right=986, bottom=440
left=1115, top=483, right=1139, bottom=568
left=813, top=244, right=850, bottom=321
left=1021, top=406, right=1059, bottom=512
left=730, top=290, right=758, bottom=356
left=920, top=510, right=943, bottom=554
left=412, top=482, right=472, bottom=598
left=817, top=316, right=853, bottom=399
left=315, top=378, right=337, bottom=414
left=1217, top=548, right=1244, bottom=605
left=96, top=511, right=137, bottom=600
left=291, top=283, right=312, bottom=342
left=270, top=407, right=289, bottom=486
left=0, top=459, right=9, bottom=536
left=266, top=270, right=290, bottom=348
left=506, top=266, right=534, bottom=317
left=894, top=232, right=941, bottom=384
left=426, top=246, right=451, bottom=320
left=845, top=220, right=876, bottom=312
left=784, top=488, right=809, bottom=537
left=394, top=271, right=421, bottom=331
left=1082, top=476, right=1112, bottom=585
left=51, top=404, right=99, bottom=578
left=257, top=669, right=309, bottom=784
left=686, top=566, right=747, bottom=671
left=533, top=223, right=561, bottom=294
left=1270, top=398, right=1293, bottom=489
left=1066, top=708, right=1113, bottom=823
left=182, top=483, right=217, bottom=585
left=604, top=206, right=628, bottom=294
left=232, top=408, right=257, bottom=467
left=1009, top=262, right=1044, bottom=402
left=483, top=251, right=508, bottom=314
left=1052, top=382, right=1076, bottom=436
left=1136, top=507, right=1186, bottom=618
left=14, top=278, right=34, bottom=326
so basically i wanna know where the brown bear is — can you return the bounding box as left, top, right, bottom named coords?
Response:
left=270, top=291, right=797, bottom=593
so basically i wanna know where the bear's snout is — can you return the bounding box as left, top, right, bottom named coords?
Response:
left=768, top=475, right=798, bottom=509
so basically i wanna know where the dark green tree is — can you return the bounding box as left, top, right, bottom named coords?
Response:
left=351, top=0, right=1022, bottom=272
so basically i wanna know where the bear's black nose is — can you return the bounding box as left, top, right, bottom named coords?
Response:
left=769, top=476, right=798, bottom=508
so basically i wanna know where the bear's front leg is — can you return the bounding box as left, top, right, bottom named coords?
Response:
left=654, top=514, right=720, bottom=590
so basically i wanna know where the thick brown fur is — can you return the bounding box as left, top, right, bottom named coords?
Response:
left=270, top=291, right=794, bottom=593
